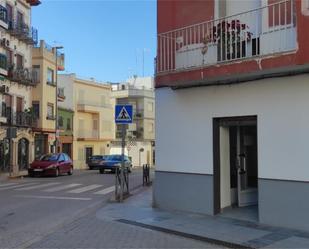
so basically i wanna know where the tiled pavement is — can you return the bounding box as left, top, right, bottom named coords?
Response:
left=95, top=188, right=309, bottom=249
left=28, top=214, right=224, bottom=249
left=25, top=186, right=309, bottom=249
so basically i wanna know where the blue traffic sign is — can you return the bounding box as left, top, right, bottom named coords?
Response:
left=115, top=105, right=133, bottom=124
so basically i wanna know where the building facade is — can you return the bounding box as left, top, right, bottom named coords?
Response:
left=154, top=0, right=309, bottom=231
left=0, top=0, right=40, bottom=176
left=32, top=40, right=65, bottom=159
left=111, top=77, right=155, bottom=167
left=58, top=74, right=114, bottom=169
left=58, top=107, right=73, bottom=158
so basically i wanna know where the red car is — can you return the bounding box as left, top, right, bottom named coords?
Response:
left=28, top=153, right=73, bottom=177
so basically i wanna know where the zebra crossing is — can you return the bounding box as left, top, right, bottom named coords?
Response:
left=0, top=181, right=116, bottom=196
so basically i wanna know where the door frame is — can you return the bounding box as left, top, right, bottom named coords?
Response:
left=213, top=115, right=257, bottom=215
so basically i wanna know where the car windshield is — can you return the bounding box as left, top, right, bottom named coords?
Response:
left=90, top=155, right=105, bottom=160
left=40, top=154, right=59, bottom=161
left=105, top=155, right=122, bottom=161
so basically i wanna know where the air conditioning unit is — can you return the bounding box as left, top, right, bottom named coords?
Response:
left=1, top=38, right=10, bottom=48
left=0, top=85, right=9, bottom=94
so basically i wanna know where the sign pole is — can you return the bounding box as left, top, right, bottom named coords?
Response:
left=120, top=124, right=126, bottom=202
left=115, top=104, right=133, bottom=202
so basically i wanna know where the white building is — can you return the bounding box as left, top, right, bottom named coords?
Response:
left=111, top=77, right=155, bottom=167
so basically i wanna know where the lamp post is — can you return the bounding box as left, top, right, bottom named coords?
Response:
left=54, top=46, right=63, bottom=153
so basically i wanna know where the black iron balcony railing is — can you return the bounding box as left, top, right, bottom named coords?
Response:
left=8, top=20, right=38, bottom=45
left=8, top=66, right=39, bottom=86
left=1, top=106, right=36, bottom=127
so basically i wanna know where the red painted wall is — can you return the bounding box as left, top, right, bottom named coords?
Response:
left=157, top=0, right=215, bottom=33
left=156, top=0, right=309, bottom=88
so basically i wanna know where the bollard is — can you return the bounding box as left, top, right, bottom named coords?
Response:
left=143, top=164, right=150, bottom=186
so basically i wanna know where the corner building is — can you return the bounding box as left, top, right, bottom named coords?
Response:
left=154, top=0, right=309, bottom=231
left=0, top=0, right=40, bottom=176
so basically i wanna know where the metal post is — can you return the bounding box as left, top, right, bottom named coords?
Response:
left=120, top=124, right=126, bottom=202
left=54, top=46, right=63, bottom=153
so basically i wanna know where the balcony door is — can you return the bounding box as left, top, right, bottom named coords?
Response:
left=16, top=97, right=23, bottom=113
left=16, top=54, right=23, bottom=69
left=6, top=4, right=13, bottom=24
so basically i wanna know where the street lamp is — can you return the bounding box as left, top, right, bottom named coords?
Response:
left=54, top=46, right=63, bottom=153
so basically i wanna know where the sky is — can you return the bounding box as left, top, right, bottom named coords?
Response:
left=32, top=0, right=157, bottom=83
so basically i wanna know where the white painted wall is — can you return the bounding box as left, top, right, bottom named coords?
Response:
left=156, top=74, right=309, bottom=182
left=58, top=74, right=74, bottom=110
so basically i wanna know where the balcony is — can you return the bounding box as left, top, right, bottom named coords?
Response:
left=133, top=109, right=144, bottom=119
left=156, top=0, right=296, bottom=75
left=8, top=20, right=38, bottom=45
left=77, top=99, right=112, bottom=113
left=1, top=106, right=36, bottom=127
left=7, top=66, right=39, bottom=86
left=57, top=87, right=65, bottom=102
left=26, top=0, right=41, bottom=6
left=77, top=129, right=99, bottom=140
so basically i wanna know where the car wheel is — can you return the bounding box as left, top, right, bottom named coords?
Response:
left=99, top=169, right=104, bottom=174
left=55, top=168, right=60, bottom=177
left=89, top=166, right=93, bottom=170
left=28, top=172, right=33, bottom=177
left=68, top=167, right=73, bottom=175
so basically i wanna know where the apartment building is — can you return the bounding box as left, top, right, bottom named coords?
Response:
left=58, top=74, right=114, bottom=169
left=155, top=0, right=309, bottom=231
left=0, top=0, right=40, bottom=176
left=32, top=40, right=65, bottom=159
left=111, top=77, right=155, bottom=167
left=57, top=107, right=73, bottom=158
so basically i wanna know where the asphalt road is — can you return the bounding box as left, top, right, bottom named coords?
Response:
left=0, top=168, right=146, bottom=248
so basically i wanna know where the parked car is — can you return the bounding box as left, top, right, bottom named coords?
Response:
left=28, top=153, right=73, bottom=177
left=97, top=154, right=132, bottom=174
left=87, top=155, right=107, bottom=170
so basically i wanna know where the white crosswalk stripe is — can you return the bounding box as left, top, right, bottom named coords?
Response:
left=0, top=183, right=20, bottom=187
left=15, top=182, right=60, bottom=191
left=43, top=183, right=82, bottom=193
left=0, top=182, right=40, bottom=190
left=94, top=186, right=115, bottom=195
left=67, top=184, right=102, bottom=194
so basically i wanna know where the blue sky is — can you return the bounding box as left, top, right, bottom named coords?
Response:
left=32, top=0, right=157, bottom=83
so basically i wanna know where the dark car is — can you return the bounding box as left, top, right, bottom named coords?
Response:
left=87, top=155, right=107, bottom=170
left=97, top=154, right=132, bottom=174
left=28, top=153, right=73, bottom=177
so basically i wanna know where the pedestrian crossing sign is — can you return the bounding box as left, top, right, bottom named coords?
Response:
left=115, top=105, right=133, bottom=124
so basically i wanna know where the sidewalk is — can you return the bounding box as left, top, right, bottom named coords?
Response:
left=96, top=187, right=309, bottom=249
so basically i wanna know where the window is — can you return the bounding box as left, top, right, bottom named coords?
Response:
left=148, top=102, right=154, bottom=112
left=149, top=123, right=154, bottom=133
left=58, top=116, right=63, bottom=128
left=58, top=154, right=65, bottom=162
left=67, top=118, right=71, bottom=130
left=0, top=6, right=7, bottom=23
left=47, top=68, right=54, bottom=84
left=16, top=97, right=23, bottom=112
left=32, top=101, right=40, bottom=118
left=16, top=54, right=23, bottom=69
left=16, top=11, right=23, bottom=27
left=0, top=54, right=7, bottom=70
left=6, top=50, right=13, bottom=68
left=32, top=65, right=40, bottom=83
left=6, top=4, right=13, bottom=23
left=47, top=103, right=54, bottom=119
left=93, top=119, right=98, bottom=130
